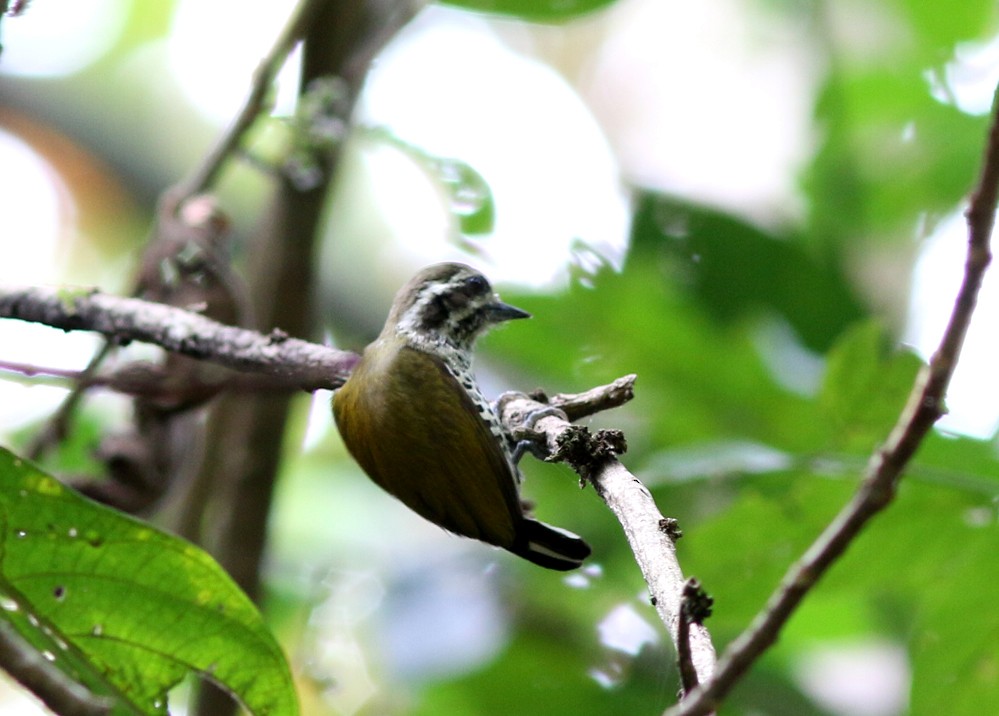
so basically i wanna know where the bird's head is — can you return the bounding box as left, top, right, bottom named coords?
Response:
left=385, top=263, right=530, bottom=355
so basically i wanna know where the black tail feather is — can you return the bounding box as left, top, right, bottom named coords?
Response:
left=512, top=518, right=591, bottom=571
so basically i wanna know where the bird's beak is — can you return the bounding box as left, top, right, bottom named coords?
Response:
left=485, top=300, right=531, bottom=323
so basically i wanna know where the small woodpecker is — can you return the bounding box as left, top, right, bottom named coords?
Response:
left=333, top=262, right=590, bottom=570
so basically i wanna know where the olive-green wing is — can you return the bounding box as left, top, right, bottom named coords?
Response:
left=334, top=344, right=522, bottom=549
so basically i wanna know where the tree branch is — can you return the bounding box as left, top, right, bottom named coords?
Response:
left=497, top=380, right=718, bottom=687
left=0, top=621, right=115, bottom=716
left=0, top=285, right=358, bottom=390
left=664, top=84, right=999, bottom=716
left=533, top=374, right=641, bottom=422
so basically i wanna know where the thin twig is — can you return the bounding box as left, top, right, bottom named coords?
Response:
left=0, top=286, right=358, bottom=390
left=665, top=84, right=999, bottom=716
left=540, top=373, right=638, bottom=422
left=27, top=191, right=249, bottom=460
left=0, top=360, right=82, bottom=382
left=0, top=358, right=313, bottom=396
left=3, top=0, right=30, bottom=17
left=177, top=0, right=326, bottom=199
left=676, top=609, right=695, bottom=695
left=497, top=385, right=718, bottom=686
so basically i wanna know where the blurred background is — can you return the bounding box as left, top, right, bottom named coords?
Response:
left=1, top=0, right=998, bottom=714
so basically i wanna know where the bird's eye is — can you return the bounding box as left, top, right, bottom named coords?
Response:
left=464, top=274, right=489, bottom=294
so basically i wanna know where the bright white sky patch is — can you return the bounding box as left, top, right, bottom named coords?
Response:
left=596, top=602, right=659, bottom=655
left=0, top=132, right=98, bottom=433
left=0, top=131, right=64, bottom=284
left=794, top=640, right=910, bottom=716
left=356, top=6, right=631, bottom=288
left=167, top=0, right=301, bottom=124
left=583, top=0, right=818, bottom=225
left=927, top=32, right=999, bottom=116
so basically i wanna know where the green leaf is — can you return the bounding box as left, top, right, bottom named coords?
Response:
left=631, top=192, right=866, bottom=353
left=902, top=0, right=996, bottom=56
left=439, top=0, right=617, bottom=23
left=432, top=157, right=496, bottom=236
left=366, top=128, right=496, bottom=236
left=818, top=321, right=924, bottom=451
left=0, top=447, right=298, bottom=716
left=909, top=531, right=999, bottom=715
left=803, top=56, right=988, bottom=255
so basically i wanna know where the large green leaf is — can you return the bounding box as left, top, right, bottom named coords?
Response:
left=632, top=192, right=866, bottom=353
left=902, top=0, right=996, bottom=56
left=0, top=447, right=298, bottom=715
left=817, top=321, right=924, bottom=452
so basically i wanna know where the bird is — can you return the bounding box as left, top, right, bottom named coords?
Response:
left=333, top=262, right=591, bottom=570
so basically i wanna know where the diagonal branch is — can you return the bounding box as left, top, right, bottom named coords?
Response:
left=498, top=382, right=718, bottom=687
left=0, top=621, right=116, bottom=716
left=665, top=84, right=999, bottom=716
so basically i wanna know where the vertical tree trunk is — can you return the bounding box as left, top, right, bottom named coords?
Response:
left=193, top=2, right=417, bottom=713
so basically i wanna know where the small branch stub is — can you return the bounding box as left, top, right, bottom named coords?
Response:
left=677, top=578, right=714, bottom=696
left=660, top=517, right=683, bottom=541
left=549, top=426, right=627, bottom=481
left=682, top=579, right=714, bottom=626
